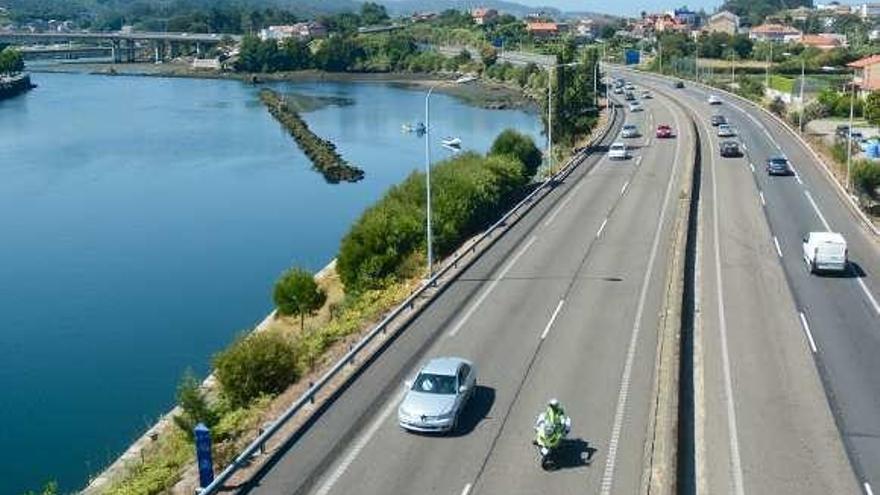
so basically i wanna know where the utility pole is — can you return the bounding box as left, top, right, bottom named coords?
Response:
left=798, top=57, right=806, bottom=133
left=847, top=72, right=856, bottom=192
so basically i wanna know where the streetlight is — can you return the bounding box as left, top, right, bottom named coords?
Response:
left=847, top=71, right=857, bottom=191
left=424, top=77, right=472, bottom=275
left=546, top=61, right=582, bottom=175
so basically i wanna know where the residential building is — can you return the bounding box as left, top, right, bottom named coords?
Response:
left=411, top=12, right=437, bottom=22
left=526, top=21, right=561, bottom=38
left=801, top=33, right=845, bottom=50
left=574, top=18, right=595, bottom=39
left=259, top=22, right=326, bottom=42
left=816, top=2, right=854, bottom=15
left=674, top=6, right=701, bottom=27
left=855, top=3, right=880, bottom=18
left=749, top=23, right=803, bottom=43
left=705, top=10, right=740, bottom=35
left=848, top=54, right=880, bottom=91
left=471, top=8, right=498, bottom=25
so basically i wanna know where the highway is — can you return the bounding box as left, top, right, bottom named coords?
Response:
left=628, top=69, right=876, bottom=494
left=239, top=88, right=693, bottom=494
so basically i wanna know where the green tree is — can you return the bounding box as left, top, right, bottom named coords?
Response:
left=360, top=2, right=389, bottom=26
left=274, top=268, right=327, bottom=329
left=490, top=129, right=543, bottom=176
left=480, top=45, right=498, bottom=67
left=853, top=161, right=880, bottom=196
left=314, top=36, right=364, bottom=72
left=0, top=48, right=24, bottom=75
left=172, top=369, right=219, bottom=437
left=214, top=330, right=298, bottom=408
left=865, top=91, right=880, bottom=126
left=21, top=481, right=57, bottom=495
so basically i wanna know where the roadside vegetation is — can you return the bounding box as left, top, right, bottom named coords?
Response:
left=0, top=47, right=24, bottom=75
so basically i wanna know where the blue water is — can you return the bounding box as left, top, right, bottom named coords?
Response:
left=0, top=72, right=542, bottom=493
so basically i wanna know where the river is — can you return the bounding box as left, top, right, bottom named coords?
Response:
left=0, top=71, right=543, bottom=493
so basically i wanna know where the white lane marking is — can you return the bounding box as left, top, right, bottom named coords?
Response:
left=635, top=156, right=643, bottom=166
left=759, top=191, right=766, bottom=206
left=621, top=181, right=629, bottom=195
left=599, top=95, right=683, bottom=495
left=646, top=137, right=653, bottom=146
left=856, top=278, right=880, bottom=316
left=803, top=190, right=832, bottom=231
left=773, top=236, right=783, bottom=258
left=790, top=166, right=804, bottom=184
left=799, top=311, right=818, bottom=353
left=865, top=482, right=875, bottom=495
left=540, top=299, right=565, bottom=340
left=749, top=162, right=755, bottom=173
left=460, top=483, right=473, bottom=495
left=742, top=144, right=749, bottom=152
left=448, top=236, right=537, bottom=337
left=704, top=117, right=747, bottom=495
left=315, top=390, right=406, bottom=495
left=597, top=218, right=609, bottom=238
left=544, top=182, right=583, bottom=227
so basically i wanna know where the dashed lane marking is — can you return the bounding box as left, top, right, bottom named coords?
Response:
left=540, top=299, right=565, bottom=340
left=799, top=311, right=818, bottom=353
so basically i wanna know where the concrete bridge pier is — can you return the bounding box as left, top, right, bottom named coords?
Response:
left=110, top=39, right=120, bottom=63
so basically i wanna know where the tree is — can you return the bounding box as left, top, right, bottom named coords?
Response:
left=21, top=481, right=58, bottom=495
left=360, top=2, right=389, bottom=26
left=480, top=45, right=498, bottom=67
left=490, top=129, right=542, bottom=176
left=214, top=330, right=299, bottom=408
left=865, top=91, right=880, bottom=126
left=274, top=268, right=327, bottom=329
left=172, top=369, right=219, bottom=437
left=0, top=48, right=24, bottom=75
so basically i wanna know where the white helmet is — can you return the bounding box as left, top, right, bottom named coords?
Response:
left=548, top=398, right=559, bottom=407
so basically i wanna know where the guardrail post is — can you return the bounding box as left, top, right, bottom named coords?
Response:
left=258, top=422, right=272, bottom=455
left=348, top=344, right=355, bottom=365
left=308, top=382, right=315, bottom=404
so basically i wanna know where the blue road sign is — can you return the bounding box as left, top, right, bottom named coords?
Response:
left=195, top=423, right=214, bottom=488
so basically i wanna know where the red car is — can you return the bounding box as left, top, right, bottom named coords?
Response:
left=655, top=124, right=674, bottom=138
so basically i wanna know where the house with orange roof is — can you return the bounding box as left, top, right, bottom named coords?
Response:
left=471, top=8, right=498, bottom=26
left=801, top=33, right=847, bottom=50
left=526, top=21, right=561, bottom=38
left=848, top=54, right=880, bottom=92
left=749, top=23, right=803, bottom=42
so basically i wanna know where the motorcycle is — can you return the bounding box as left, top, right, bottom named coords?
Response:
left=533, top=412, right=571, bottom=470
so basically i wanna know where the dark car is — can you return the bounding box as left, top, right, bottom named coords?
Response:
left=674, top=81, right=685, bottom=88
left=656, top=124, right=674, bottom=138
left=710, top=114, right=727, bottom=127
left=719, top=141, right=741, bottom=157
left=766, top=156, right=793, bottom=175
left=625, top=91, right=636, bottom=101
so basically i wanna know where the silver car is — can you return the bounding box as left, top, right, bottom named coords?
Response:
left=398, top=357, right=476, bottom=433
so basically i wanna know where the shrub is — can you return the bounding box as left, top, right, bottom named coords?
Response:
left=768, top=96, right=786, bottom=117
left=172, top=370, right=219, bottom=437
left=274, top=268, right=327, bottom=329
left=489, top=129, right=543, bottom=177
left=214, top=330, right=298, bottom=408
left=853, top=161, right=880, bottom=197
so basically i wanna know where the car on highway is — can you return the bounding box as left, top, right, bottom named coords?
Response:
left=708, top=95, right=722, bottom=105
left=629, top=101, right=643, bottom=112
left=719, top=140, right=741, bottom=157
left=717, top=124, right=736, bottom=137
left=710, top=114, right=727, bottom=127
left=621, top=124, right=640, bottom=138
left=766, top=156, right=793, bottom=176
left=674, top=80, right=685, bottom=88
left=625, top=91, right=636, bottom=101
left=398, top=357, right=476, bottom=433
left=625, top=83, right=635, bottom=91
left=642, top=91, right=653, bottom=99
left=802, top=232, right=848, bottom=274
left=608, top=142, right=629, bottom=160
left=655, top=124, right=673, bottom=138
left=613, top=87, right=624, bottom=94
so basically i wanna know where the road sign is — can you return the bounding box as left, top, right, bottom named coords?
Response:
left=195, top=423, right=215, bottom=488
left=625, top=49, right=640, bottom=65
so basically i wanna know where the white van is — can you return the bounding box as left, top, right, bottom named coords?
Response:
left=802, top=232, right=848, bottom=273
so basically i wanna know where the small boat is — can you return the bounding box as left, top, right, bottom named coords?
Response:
left=401, top=123, right=414, bottom=132
left=455, top=75, right=477, bottom=84
left=441, top=137, right=461, bottom=147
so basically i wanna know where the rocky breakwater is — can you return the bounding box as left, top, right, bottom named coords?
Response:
left=0, top=73, right=35, bottom=100
left=259, top=88, right=364, bottom=184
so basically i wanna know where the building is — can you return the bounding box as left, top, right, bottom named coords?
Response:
left=705, top=10, right=740, bottom=35
left=855, top=3, right=880, bottom=18
left=411, top=12, right=437, bottom=23
left=848, top=54, right=880, bottom=92
left=471, top=8, right=498, bottom=25
left=801, top=33, right=847, bottom=50
left=674, top=6, right=701, bottom=27
left=259, top=22, right=326, bottom=42
left=816, top=2, right=854, bottom=15
left=574, top=18, right=595, bottom=39
left=526, top=21, right=562, bottom=38
left=749, top=23, right=803, bottom=42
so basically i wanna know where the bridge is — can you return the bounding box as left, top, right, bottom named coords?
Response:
left=0, top=31, right=240, bottom=63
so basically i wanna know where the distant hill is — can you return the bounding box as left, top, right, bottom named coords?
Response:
left=720, top=0, right=812, bottom=25
left=379, top=0, right=562, bottom=18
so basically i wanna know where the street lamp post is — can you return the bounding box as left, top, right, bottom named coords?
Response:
left=425, top=85, right=436, bottom=276
left=799, top=57, right=806, bottom=133
left=847, top=72, right=857, bottom=191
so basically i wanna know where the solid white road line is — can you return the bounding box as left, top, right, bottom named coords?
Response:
left=621, top=181, right=629, bottom=195
left=856, top=278, right=880, bottom=316
left=774, top=236, right=783, bottom=258
left=635, top=156, right=643, bottom=166
left=749, top=162, right=755, bottom=173
left=314, top=390, right=406, bottom=495
left=704, top=117, right=747, bottom=495
left=865, top=482, right=875, bottom=495
left=599, top=98, right=683, bottom=495
left=460, top=483, right=473, bottom=495
left=540, top=299, right=565, bottom=340
left=803, top=190, right=832, bottom=231
left=759, top=191, right=766, bottom=206
left=544, top=182, right=583, bottom=227
left=597, top=218, right=609, bottom=238
left=791, top=167, right=804, bottom=185
left=799, top=311, right=818, bottom=353
left=448, top=236, right=537, bottom=337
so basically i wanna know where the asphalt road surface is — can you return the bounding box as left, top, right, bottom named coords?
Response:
left=240, top=87, right=692, bottom=494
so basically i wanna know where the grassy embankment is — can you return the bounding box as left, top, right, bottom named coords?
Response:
left=259, top=88, right=364, bottom=184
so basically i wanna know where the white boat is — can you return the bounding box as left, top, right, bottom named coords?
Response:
left=455, top=75, right=477, bottom=84
left=441, top=137, right=461, bottom=147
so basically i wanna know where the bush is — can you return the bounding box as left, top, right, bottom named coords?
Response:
left=490, top=129, right=543, bottom=177
left=214, top=331, right=298, bottom=408
left=274, top=267, right=327, bottom=329
left=172, top=370, right=219, bottom=437
left=853, top=160, right=880, bottom=197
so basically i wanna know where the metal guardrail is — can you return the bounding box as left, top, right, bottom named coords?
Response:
left=199, top=102, right=620, bottom=495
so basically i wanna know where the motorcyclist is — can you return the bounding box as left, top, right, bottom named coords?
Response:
left=534, top=399, right=571, bottom=449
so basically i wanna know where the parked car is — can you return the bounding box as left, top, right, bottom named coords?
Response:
left=803, top=232, right=848, bottom=274
left=609, top=142, right=629, bottom=160
left=674, top=81, right=685, bottom=88
left=710, top=114, right=727, bottom=127
left=642, top=91, right=653, bottom=99
left=766, top=156, right=792, bottom=176
left=656, top=124, right=674, bottom=138
left=719, top=140, right=741, bottom=157
left=629, top=101, right=643, bottom=112
left=708, top=95, right=722, bottom=105
left=717, top=124, right=736, bottom=137
left=398, top=357, right=477, bottom=433
left=621, top=124, right=640, bottom=138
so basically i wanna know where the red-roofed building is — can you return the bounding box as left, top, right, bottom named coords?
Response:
left=471, top=8, right=498, bottom=26
left=749, top=23, right=803, bottom=42
left=849, top=54, right=880, bottom=91
left=526, top=22, right=561, bottom=38
left=801, top=34, right=846, bottom=50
